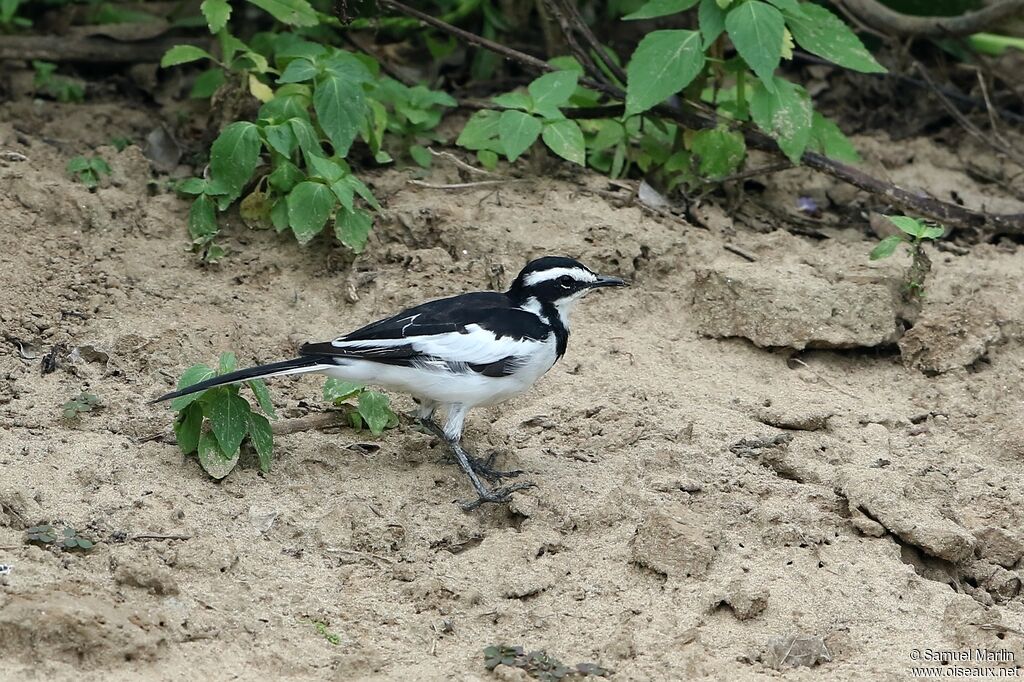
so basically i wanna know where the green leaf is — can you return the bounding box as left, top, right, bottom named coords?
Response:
left=197, top=429, right=238, bottom=479
left=784, top=3, right=886, bottom=74
left=358, top=391, right=392, bottom=436
left=809, top=112, right=860, bottom=163
left=278, top=57, right=317, bottom=84
left=161, top=45, right=213, bottom=68
left=204, top=389, right=251, bottom=457
left=218, top=351, right=237, bottom=375
left=188, top=194, right=218, bottom=243
left=409, top=144, right=431, bottom=168
left=324, top=378, right=363, bottom=403
left=200, top=0, right=231, bottom=32
left=724, top=0, right=785, bottom=92
left=287, top=181, right=336, bottom=245
left=456, top=110, right=502, bottom=152
left=307, top=153, right=345, bottom=182
left=690, top=127, right=745, bottom=179
left=921, top=225, right=945, bottom=240
left=191, top=68, right=225, bottom=99
left=887, top=215, right=926, bottom=238
left=625, top=30, right=705, bottom=116
left=698, top=0, right=726, bottom=46
left=89, top=157, right=111, bottom=175
left=492, top=91, right=533, bottom=111
left=478, top=150, right=499, bottom=170
left=330, top=178, right=355, bottom=212
left=764, top=0, right=804, bottom=16
left=749, top=76, right=812, bottom=163
left=67, top=156, right=90, bottom=173
left=271, top=199, right=289, bottom=232
left=247, top=379, right=277, bottom=419
left=527, top=71, right=578, bottom=113
left=248, top=412, right=274, bottom=473
left=176, top=177, right=207, bottom=195
left=288, top=117, right=321, bottom=160
left=268, top=158, right=303, bottom=192
left=173, top=403, right=203, bottom=455
left=498, top=110, right=542, bottom=162
left=335, top=207, right=373, bottom=253
left=263, top=122, right=296, bottom=157
left=246, top=0, right=317, bottom=26
left=623, top=0, right=699, bottom=20
left=541, top=119, right=585, bottom=166
left=314, top=71, right=365, bottom=157
left=870, top=234, right=904, bottom=260
left=170, top=364, right=216, bottom=411
left=209, top=121, right=261, bottom=201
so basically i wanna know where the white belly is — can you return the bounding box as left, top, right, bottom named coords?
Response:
left=319, top=334, right=559, bottom=408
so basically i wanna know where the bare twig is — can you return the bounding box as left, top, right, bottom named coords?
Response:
left=723, top=243, right=757, bottom=262
left=0, top=35, right=209, bottom=63
left=840, top=0, right=1024, bottom=37
left=409, top=179, right=526, bottom=189
left=132, top=534, right=192, bottom=541
left=426, top=147, right=495, bottom=175
left=271, top=410, right=355, bottom=436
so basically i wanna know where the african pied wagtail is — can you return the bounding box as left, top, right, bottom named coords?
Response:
left=154, top=256, right=627, bottom=509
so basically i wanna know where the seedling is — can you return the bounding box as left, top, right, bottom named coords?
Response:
left=26, top=525, right=95, bottom=551
left=170, top=352, right=276, bottom=479
left=312, top=621, right=341, bottom=645
left=870, top=215, right=944, bottom=302
left=323, top=378, right=398, bottom=436
left=67, top=155, right=111, bottom=189
left=62, top=392, right=102, bottom=419
left=32, top=60, right=84, bottom=102
left=483, top=644, right=610, bottom=680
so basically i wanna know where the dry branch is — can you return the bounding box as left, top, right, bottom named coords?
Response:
left=0, top=35, right=208, bottom=63
left=839, top=0, right=1024, bottom=37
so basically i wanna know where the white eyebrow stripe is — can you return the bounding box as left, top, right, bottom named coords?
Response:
left=522, top=267, right=596, bottom=287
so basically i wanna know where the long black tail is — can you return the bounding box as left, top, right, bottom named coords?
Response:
left=151, top=356, right=328, bottom=404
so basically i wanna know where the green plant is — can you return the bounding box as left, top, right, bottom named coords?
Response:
left=161, top=8, right=456, bottom=261
left=62, top=392, right=102, bottom=419
left=26, top=525, right=96, bottom=551
left=32, top=60, right=84, bottom=102
left=323, top=378, right=398, bottom=436
left=170, top=352, right=277, bottom=479
left=0, top=0, right=31, bottom=30
left=312, top=621, right=341, bottom=645
left=67, top=155, right=111, bottom=189
left=870, top=214, right=944, bottom=301
left=456, top=0, right=878, bottom=185
left=483, top=644, right=610, bottom=680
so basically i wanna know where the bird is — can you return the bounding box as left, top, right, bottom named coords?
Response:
left=153, top=256, right=627, bottom=509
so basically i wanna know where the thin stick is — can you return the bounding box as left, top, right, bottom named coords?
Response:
left=426, top=147, right=495, bottom=175
left=409, top=179, right=526, bottom=189
left=723, top=244, right=757, bottom=262
left=132, top=534, right=192, bottom=541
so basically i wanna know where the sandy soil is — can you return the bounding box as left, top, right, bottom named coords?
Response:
left=1, top=97, right=1024, bottom=681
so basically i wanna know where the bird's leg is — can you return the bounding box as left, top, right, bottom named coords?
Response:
left=418, top=406, right=534, bottom=509
left=416, top=417, right=523, bottom=482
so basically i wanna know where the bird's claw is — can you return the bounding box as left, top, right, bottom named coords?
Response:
left=459, top=481, right=536, bottom=511
left=467, top=452, right=524, bottom=482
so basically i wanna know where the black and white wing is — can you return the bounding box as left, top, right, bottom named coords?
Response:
left=299, top=292, right=551, bottom=377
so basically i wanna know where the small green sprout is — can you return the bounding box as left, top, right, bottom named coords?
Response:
left=323, top=379, right=398, bottom=436
left=62, top=392, right=102, bottom=419
left=313, top=621, right=341, bottom=645
left=869, top=215, right=944, bottom=303
left=170, top=352, right=276, bottom=479
left=67, top=155, right=111, bottom=189
left=26, top=525, right=95, bottom=551
left=32, top=60, right=84, bottom=102
left=483, top=644, right=611, bottom=679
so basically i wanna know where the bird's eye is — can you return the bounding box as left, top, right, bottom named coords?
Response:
left=557, top=275, right=573, bottom=288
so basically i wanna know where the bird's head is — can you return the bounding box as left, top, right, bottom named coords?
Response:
left=508, top=256, right=627, bottom=326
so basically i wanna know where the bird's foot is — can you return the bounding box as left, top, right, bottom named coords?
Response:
left=459, top=481, right=536, bottom=511
left=466, top=451, right=524, bottom=482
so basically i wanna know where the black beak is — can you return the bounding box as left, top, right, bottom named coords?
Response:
left=591, top=274, right=628, bottom=288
